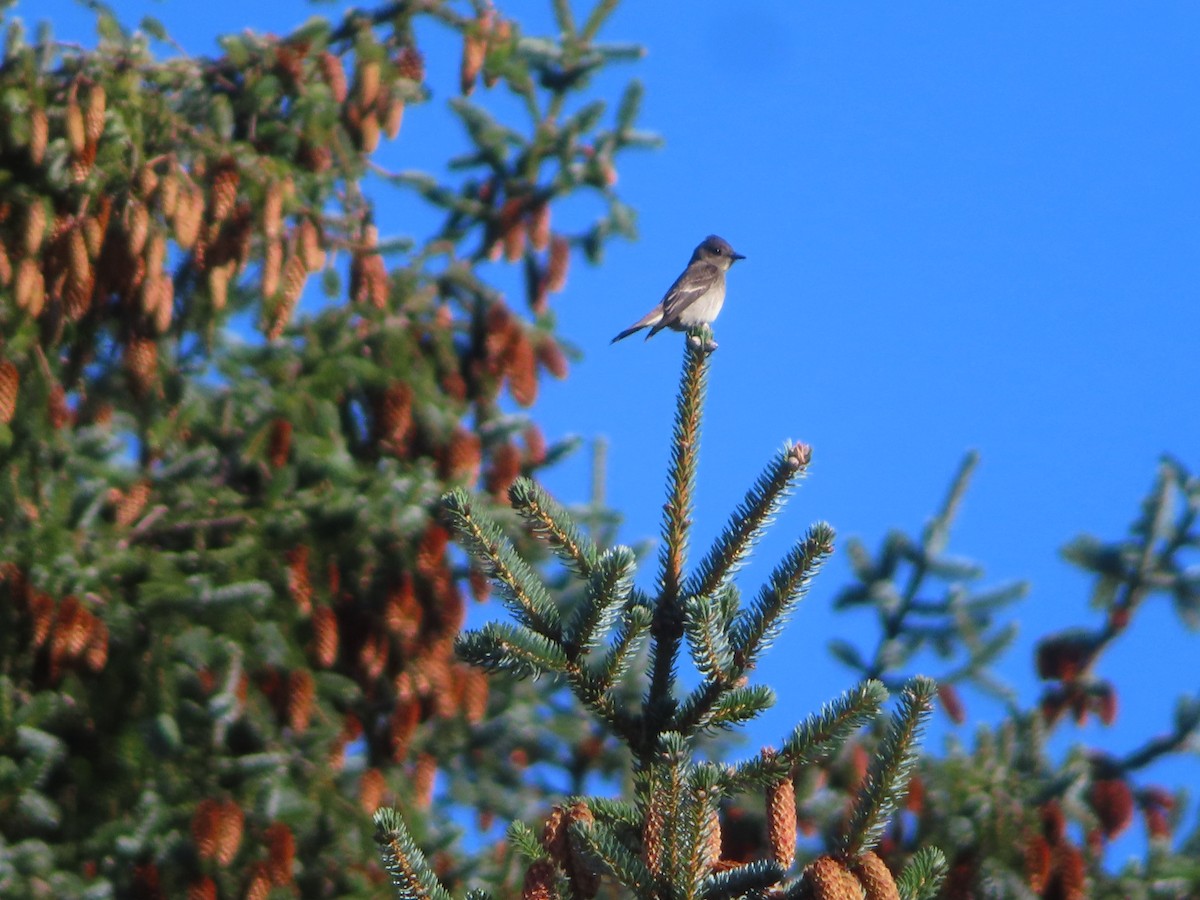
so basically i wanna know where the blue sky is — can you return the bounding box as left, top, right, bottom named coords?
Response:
left=33, top=0, right=1200, bottom=864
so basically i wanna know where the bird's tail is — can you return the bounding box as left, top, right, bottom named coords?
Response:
left=611, top=308, right=663, bottom=344
left=610, top=324, right=646, bottom=343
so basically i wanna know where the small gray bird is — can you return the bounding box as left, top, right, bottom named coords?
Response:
left=611, top=235, right=745, bottom=343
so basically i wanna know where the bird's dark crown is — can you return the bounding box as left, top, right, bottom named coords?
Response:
left=693, top=234, right=745, bottom=264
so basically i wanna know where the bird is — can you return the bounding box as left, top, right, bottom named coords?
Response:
left=611, top=235, right=745, bottom=344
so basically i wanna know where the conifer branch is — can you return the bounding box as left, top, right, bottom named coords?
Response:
left=373, top=808, right=454, bottom=900
left=571, top=819, right=654, bottom=894
left=684, top=595, right=735, bottom=683
left=640, top=733, right=690, bottom=886
left=838, top=676, right=936, bottom=859
left=727, top=681, right=887, bottom=789
left=507, top=820, right=549, bottom=862
left=551, top=0, right=578, bottom=36
left=896, top=846, right=948, bottom=900
left=1115, top=693, right=1200, bottom=773
left=671, top=526, right=833, bottom=737
left=509, top=477, right=601, bottom=579
left=442, top=489, right=562, bottom=640
left=586, top=797, right=644, bottom=831
left=924, top=451, right=979, bottom=555
left=781, top=679, right=889, bottom=768
left=700, top=861, right=785, bottom=900
left=565, top=546, right=636, bottom=656
left=676, top=764, right=722, bottom=894
left=565, top=660, right=641, bottom=743
left=703, top=684, right=776, bottom=731
left=649, top=338, right=710, bottom=722
left=456, top=622, right=570, bottom=678
left=731, top=524, right=835, bottom=673
left=581, top=0, right=622, bottom=42
left=685, top=442, right=811, bottom=602
left=593, top=602, right=652, bottom=689
left=833, top=454, right=1027, bottom=696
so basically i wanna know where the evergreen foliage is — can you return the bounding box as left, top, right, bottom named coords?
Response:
left=822, top=454, right=1200, bottom=897
left=2, top=2, right=1196, bottom=898
left=0, top=0, right=654, bottom=895
left=421, top=327, right=939, bottom=899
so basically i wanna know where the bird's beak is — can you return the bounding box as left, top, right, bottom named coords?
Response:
left=731, top=251, right=746, bottom=262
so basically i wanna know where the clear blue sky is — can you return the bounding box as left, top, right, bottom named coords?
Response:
left=34, top=0, right=1200, bottom=864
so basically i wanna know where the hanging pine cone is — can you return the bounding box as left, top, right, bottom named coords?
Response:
left=376, top=381, right=413, bottom=450
left=208, top=158, right=240, bottom=223
left=15, top=258, right=46, bottom=317
left=506, top=330, right=539, bottom=407
left=134, top=163, right=159, bottom=199
left=285, top=545, right=312, bottom=616
left=23, top=199, right=47, bottom=256
left=528, top=201, right=551, bottom=251
left=522, top=860, right=556, bottom=900
left=286, top=669, right=315, bottom=734
left=64, top=269, right=94, bottom=322
left=158, top=172, right=181, bottom=218
left=65, top=99, right=86, bottom=155
left=28, top=108, right=48, bottom=165
left=269, top=253, right=306, bottom=338
left=261, top=238, right=282, bottom=299
left=264, top=822, right=295, bottom=886
left=47, top=383, right=70, bottom=430
left=124, top=335, right=158, bottom=397
left=546, top=233, right=570, bottom=292
left=191, top=799, right=221, bottom=861
left=796, top=856, right=862, bottom=900
left=388, top=699, right=420, bottom=761
left=381, top=96, right=405, bottom=140
left=317, top=51, right=348, bottom=103
left=173, top=183, right=205, bottom=250
left=262, top=180, right=284, bottom=239
left=125, top=199, right=150, bottom=257
left=114, top=479, right=151, bottom=528
left=82, top=215, right=105, bottom=260
left=357, top=111, right=381, bottom=153
left=359, top=768, right=387, bottom=815
left=460, top=32, right=486, bottom=96
left=212, top=800, right=244, bottom=867
left=297, top=217, right=325, bottom=272
left=412, top=752, right=437, bottom=810
left=766, top=768, right=797, bottom=870
left=244, top=864, right=271, bottom=900
left=266, top=417, right=292, bottom=469
left=84, top=84, right=106, bottom=143
left=851, top=851, right=901, bottom=900
left=395, top=46, right=425, bottom=82
left=0, top=361, right=19, bottom=425
left=355, top=59, right=382, bottom=108
left=84, top=618, right=109, bottom=672
left=310, top=606, right=338, bottom=669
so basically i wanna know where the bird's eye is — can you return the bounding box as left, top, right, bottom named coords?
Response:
left=713, top=246, right=722, bottom=254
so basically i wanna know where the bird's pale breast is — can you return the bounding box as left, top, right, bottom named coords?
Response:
left=674, top=283, right=726, bottom=328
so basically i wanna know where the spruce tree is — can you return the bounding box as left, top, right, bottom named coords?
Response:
left=378, top=331, right=948, bottom=900
left=0, top=1, right=652, bottom=895
left=4, top=2, right=1197, bottom=898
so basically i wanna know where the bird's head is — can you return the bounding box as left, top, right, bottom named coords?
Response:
left=694, top=234, right=746, bottom=269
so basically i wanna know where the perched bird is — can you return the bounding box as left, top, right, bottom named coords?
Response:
left=611, top=234, right=745, bottom=344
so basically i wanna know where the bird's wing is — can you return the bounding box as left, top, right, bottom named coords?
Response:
left=660, top=262, right=721, bottom=321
